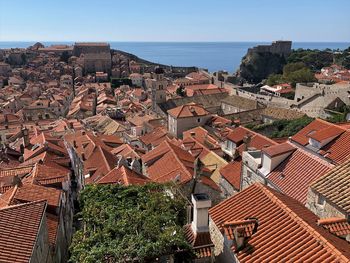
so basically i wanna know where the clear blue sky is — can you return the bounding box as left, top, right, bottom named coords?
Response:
left=0, top=0, right=349, bottom=42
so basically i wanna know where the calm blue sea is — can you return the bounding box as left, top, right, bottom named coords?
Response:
left=0, top=42, right=349, bottom=73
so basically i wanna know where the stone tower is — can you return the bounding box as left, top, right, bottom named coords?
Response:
left=151, top=67, right=167, bottom=111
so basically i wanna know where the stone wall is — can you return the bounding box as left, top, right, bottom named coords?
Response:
left=306, top=188, right=347, bottom=219
left=219, top=177, right=238, bottom=198
left=209, top=219, right=238, bottom=263
left=30, top=215, right=52, bottom=263
left=169, top=114, right=212, bottom=138
left=293, top=82, right=350, bottom=118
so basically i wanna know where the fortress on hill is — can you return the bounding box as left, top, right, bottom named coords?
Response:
left=247, top=40, right=292, bottom=57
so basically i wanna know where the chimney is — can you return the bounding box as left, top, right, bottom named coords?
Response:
left=21, top=127, right=30, bottom=148
left=191, top=193, right=211, bottom=234
left=243, top=133, right=252, bottom=151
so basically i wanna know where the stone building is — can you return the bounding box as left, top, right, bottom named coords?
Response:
left=0, top=201, right=52, bottom=263
left=151, top=67, right=167, bottom=112
left=240, top=141, right=333, bottom=205
left=247, top=40, right=292, bottom=58
left=220, top=95, right=259, bottom=115
left=208, top=183, right=350, bottom=262
left=306, top=159, right=350, bottom=242
left=73, top=42, right=112, bottom=74
left=167, top=103, right=211, bottom=138
left=292, top=82, right=350, bottom=118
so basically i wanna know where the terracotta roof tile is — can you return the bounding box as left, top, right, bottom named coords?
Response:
left=13, top=183, right=62, bottom=210
left=219, top=158, right=242, bottom=190
left=30, top=163, right=69, bottom=186
left=209, top=183, right=350, bottom=262
left=111, top=144, right=141, bottom=159
left=318, top=218, right=350, bottom=238
left=47, top=213, right=59, bottom=247
left=262, top=142, right=296, bottom=157
left=0, top=201, right=47, bottom=263
left=320, top=130, right=350, bottom=164
left=96, top=165, right=152, bottom=186
left=291, top=119, right=350, bottom=164
left=139, top=127, right=169, bottom=147
left=309, top=125, right=344, bottom=142
left=183, top=224, right=213, bottom=259
left=142, top=141, right=195, bottom=184
left=222, top=218, right=258, bottom=240
left=267, top=144, right=333, bottom=204
left=167, top=103, right=209, bottom=118
left=291, top=119, right=331, bottom=146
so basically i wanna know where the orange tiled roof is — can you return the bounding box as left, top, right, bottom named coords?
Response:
left=262, top=142, right=296, bottom=157
left=210, top=115, right=232, bottom=126
left=9, top=183, right=62, bottom=209
left=167, top=103, right=209, bottom=118
left=139, top=127, right=169, bottom=147
left=142, top=141, right=195, bottom=184
left=219, top=157, right=242, bottom=190
left=318, top=218, right=350, bottom=238
left=267, top=144, right=333, bottom=204
left=84, top=146, right=118, bottom=184
left=291, top=119, right=350, bottom=164
left=0, top=201, right=47, bottom=263
left=308, top=125, right=344, bottom=142
left=111, top=144, right=141, bottom=159
left=183, top=224, right=213, bottom=259
left=226, top=126, right=254, bottom=144
left=182, top=136, right=211, bottom=159
left=222, top=218, right=258, bottom=240
left=47, top=213, right=59, bottom=247
left=0, top=165, right=34, bottom=178
left=30, top=163, right=69, bottom=186
left=320, top=130, right=350, bottom=164
left=182, top=127, right=221, bottom=157
left=209, top=183, right=350, bottom=262
left=96, top=165, right=152, bottom=186
left=231, top=127, right=277, bottom=156
left=291, top=119, right=331, bottom=146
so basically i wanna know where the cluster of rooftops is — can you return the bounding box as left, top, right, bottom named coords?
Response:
left=0, top=44, right=350, bottom=262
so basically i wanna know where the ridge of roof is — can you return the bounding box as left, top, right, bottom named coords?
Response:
left=289, top=141, right=334, bottom=169
left=259, top=184, right=350, bottom=261
left=164, top=140, right=194, bottom=180
left=0, top=198, right=47, bottom=211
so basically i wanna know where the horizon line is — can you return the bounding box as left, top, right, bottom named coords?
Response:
left=1, top=40, right=350, bottom=44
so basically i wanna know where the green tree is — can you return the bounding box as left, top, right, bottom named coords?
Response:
left=266, top=73, right=284, bottom=86
left=176, top=85, right=186, bottom=97
left=246, top=115, right=314, bottom=138
left=69, top=183, right=192, bottom=263
left=287, top=68, right=316, bottom=86
left=283, top=62, right=306, bottom=77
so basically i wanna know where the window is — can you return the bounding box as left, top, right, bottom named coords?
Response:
left=317, top=194, right=325, bottom=206
left=197, top=118, right=201, bottom=123
left=247, top=170, right=252, bottom=178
